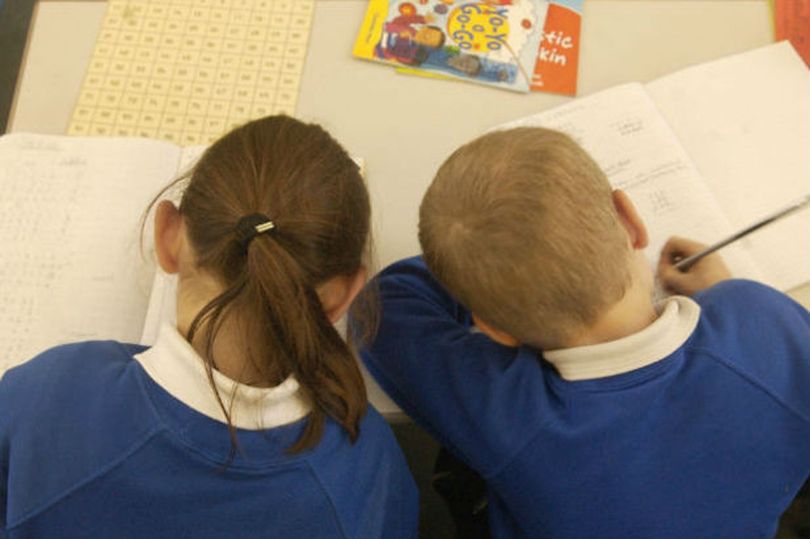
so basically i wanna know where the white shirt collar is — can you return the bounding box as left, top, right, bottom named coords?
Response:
left=543, top=296, right=701, bottom=381
left=134, top=324, right=311, bottom=430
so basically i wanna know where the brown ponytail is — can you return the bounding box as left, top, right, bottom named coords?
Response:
left=164, top=116, right=371, bottom=453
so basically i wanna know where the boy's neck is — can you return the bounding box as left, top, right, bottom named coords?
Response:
left=563, top=258, right=657, bottom=348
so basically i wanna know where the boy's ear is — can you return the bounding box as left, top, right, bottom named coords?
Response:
left=471, top=313, right=521, bottom=348
left=318, top=267, right=369, bottom=324
left=154, top=200, right=184, bottom=274
left=612, top=190, right=649, bottom=250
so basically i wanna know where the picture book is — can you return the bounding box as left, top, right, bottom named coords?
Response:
left=353, top=0, right=550, bottom=93
left=495, top=41, right=810, bottom=295
left=530, top=0, right=582, bottom=95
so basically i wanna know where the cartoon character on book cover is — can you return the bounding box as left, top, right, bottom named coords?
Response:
left=354, top=0, right=549, bottom=92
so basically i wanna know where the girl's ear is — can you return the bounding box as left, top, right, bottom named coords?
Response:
left=612, top=189, right=649, bottom=250
left=154, top=200, right=184, bottom=274
left=318, top=267, right=369, bottom=324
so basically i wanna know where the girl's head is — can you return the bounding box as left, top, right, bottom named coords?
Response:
left=152, top=115, right=371, bottom=452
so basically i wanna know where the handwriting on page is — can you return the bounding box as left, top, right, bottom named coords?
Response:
left=497, top=83, right=764, bottom=283
left=0, top=135, right=182, bottom=374
left=646, top=41, right=810, bottom=292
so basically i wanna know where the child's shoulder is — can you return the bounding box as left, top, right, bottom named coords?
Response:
left=690, top=280, right=810, bottom=419
left=377, top=255, right=432, bottom=292
left=695, top=278, right=794, bottom=305
left=305, top=406, right=418, bottom=537
left=358, top=405, right=403, bottom=448
left=0, top=340, right=148, bottom=423
left=307, top=405, right=413, bottom=484
left=2, top=340, right=145, bottom=388
left=22, top=339, right=143, bottom=365
left=314, top=404, right=403, bottom=458
left=0, top=341, right=165, bottom=529
left=693, top=279, right=808, bottom=335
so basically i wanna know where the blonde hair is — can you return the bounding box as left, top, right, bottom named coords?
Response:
left=419, top=127, right=632, bottom=349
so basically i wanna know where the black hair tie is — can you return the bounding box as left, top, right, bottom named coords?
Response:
left=235, top=213, right=276, bottom=251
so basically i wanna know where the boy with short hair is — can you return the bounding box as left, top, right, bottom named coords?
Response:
left=361, top=127, right=810, bottom=537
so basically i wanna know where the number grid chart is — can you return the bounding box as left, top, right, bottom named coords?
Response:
left=68, top=0, right=315, bottom=146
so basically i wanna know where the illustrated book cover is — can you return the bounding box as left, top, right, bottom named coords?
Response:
left=353, top=0, right=550, bottom=93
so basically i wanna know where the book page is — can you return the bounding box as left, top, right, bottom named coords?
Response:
left=646, top=42, right=810, bottom=291
left=495, top=83, right=764, bottom=286
left=179, top=145, right=208, bottom=174
left=0, top=134, right=182, bottom=374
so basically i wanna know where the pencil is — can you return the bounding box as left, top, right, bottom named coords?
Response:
left=674, top=193, right=810, bottom=272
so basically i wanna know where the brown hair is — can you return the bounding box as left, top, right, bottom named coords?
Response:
left=419, top=127, right=632, bottom=349
left=151, top=116, right=372, bottom=453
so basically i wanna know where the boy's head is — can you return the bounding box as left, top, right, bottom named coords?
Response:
left=419, top=127, right=636, bottom=349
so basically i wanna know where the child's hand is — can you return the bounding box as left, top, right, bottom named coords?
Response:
left=657, top=236, right=732, bottom=296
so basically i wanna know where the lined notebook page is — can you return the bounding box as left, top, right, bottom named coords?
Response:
left=647, top=42, right=810, bottom=292
left=496, top=83, right=764, bottom=284
left=0, top=135, right=182, bottom=374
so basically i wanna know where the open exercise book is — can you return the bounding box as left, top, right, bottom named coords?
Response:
left=1, top=42, right=808, bottom=377
left=0, top=138, right=203, bottom=374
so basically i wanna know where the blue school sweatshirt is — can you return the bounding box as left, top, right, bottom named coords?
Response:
left=361, top=256, right=810, bottom=538
left=0, top=325, right=418, bottom=538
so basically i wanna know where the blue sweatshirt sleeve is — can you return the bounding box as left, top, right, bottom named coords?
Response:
left=360, top=256, right=554, bottom=477
left=694, top=280, right=810, bottom=426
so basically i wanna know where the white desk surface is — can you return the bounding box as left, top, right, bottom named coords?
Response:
left=9, top=0, right=809, bottom=415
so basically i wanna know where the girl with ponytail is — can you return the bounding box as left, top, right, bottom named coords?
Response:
left=0, top=116, right=418, bottom=539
